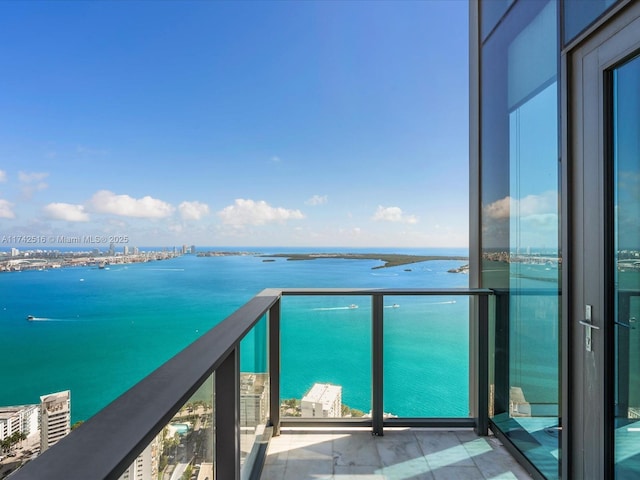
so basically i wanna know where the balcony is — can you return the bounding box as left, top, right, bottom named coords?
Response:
left=9, top=288, right=539, bottom=480
left=261, top=427, right=532, bottom=479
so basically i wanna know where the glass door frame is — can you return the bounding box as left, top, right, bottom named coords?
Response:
left=563, top=2, right=640, bottom=478
left=605, top=50, right=640, bottom=479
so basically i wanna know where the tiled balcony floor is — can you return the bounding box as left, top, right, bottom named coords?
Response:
left=261, top=427, right=534, bottom=480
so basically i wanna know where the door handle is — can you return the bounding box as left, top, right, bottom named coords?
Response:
left=579, top=320, right=600, bottom=330
left=581, top=305, right=597, bottom=352
left=614, top=320, right=634, bottom=329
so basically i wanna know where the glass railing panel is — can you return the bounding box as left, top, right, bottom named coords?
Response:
left=281, top=295, right=371, bottom=420
left=239, top=314, right=269, bottom=472
left=383, top=295, right=470, bottom=418
left=491, top=288, right=560, bottom=480
left=122, top=374, right=214, bottom=480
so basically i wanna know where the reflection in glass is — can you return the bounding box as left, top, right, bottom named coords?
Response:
left=118, top=375, right=214, bottom=480
left=612, top=53, right=640, bottom=479
left=481, top=1, right=560, bottom=478
left=481, top=0, right=515, bottom=41
left=563, top=0, right=616, bottom=45
left=239, top=315, right=269, bottom=471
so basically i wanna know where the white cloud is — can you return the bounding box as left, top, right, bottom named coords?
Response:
left=44, top=203, right=90, bottom=222
left=483, top=197, right=510, bottom=220
left=218, top=199, right=305, bottom=226
left=482, top=192, right=559, bottom=249
left=484, top=191, right=557, bottom=219
left=179, top=201, right=210, bottom=220
left=18, top=171, right=49, bottom=183
left=372, top=206, right=418, bottom=224
left=0, top=199, right=15, bottom=218
left=0, top=170, right=6, bottom=182
left=18, top=171, right=48, bottom=198
left=88, top=190, right=175, bottom=218
left=305, top=195, right=328, bottom=206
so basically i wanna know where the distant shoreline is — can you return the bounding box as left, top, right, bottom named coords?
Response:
left=258, top=253, right=468, bottom=269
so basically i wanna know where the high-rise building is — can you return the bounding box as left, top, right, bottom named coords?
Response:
left=0, top=405, right=38, bottom=442
left=40, top=390, right=71, bottom=452
left=301, top=383, right=342, bottom=418
left=240, top=373, right=269, bottom=427
left=118, top=434, right=161, bottom=480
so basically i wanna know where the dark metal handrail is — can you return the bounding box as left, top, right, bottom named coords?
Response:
left=10, top=287, right=492, bottom=480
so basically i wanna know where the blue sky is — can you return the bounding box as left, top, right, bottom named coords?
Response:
left=0, top=0, right=469, bottom=249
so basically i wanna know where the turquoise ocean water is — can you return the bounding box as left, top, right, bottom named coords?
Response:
left=1, top=247, right=472, bottom=423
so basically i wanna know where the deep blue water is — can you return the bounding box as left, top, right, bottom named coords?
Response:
left=0, top=247, right=476, bottom=422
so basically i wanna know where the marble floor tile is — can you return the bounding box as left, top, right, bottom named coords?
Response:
left=277, top=458, right=335, bottom=480
left=333, top=432, right=383, bottom=467
left=261, top=428, right=533, bottom=480
left=333, top=465, right=386, bottom=478
left=260, top=463, right=287, bottom=480
left=374, top=430, right=432, bottom=478
left=431, top=465, right=485, bottom=479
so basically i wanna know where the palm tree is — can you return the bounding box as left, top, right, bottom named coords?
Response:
left=9, top=432, right=27, bottom=450
left=1, top=438, right=11, bottom=453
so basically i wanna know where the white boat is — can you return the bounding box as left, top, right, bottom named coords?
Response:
left=348, top=304, right=358, bottom=309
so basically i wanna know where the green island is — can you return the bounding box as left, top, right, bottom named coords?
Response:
left=259, top=253, right=468, bottom=270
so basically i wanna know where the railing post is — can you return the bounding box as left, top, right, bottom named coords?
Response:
left=216, top=346, right=240, bottom=480
left=475, top=294, right=489, bottom=436
left=494, top=290, right=510, bottom=416
left=269, top=297, right=281, bottom=436
left=372, top=294, right=384, bottom=436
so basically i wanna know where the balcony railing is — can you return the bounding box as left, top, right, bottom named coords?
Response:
left=10, top=287, right=492, bottom=480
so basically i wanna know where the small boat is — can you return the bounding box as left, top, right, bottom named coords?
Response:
left=349, top=304, right=358, bottom=309
left=26, top=315, right=34, bottom=321
left=392, top=304, right=400, bottom=308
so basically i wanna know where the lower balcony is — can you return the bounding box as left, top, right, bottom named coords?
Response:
left=9, top=288, right=545, bottom=480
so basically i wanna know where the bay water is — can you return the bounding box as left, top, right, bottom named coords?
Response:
left=0, top=247, right=470, bottom=423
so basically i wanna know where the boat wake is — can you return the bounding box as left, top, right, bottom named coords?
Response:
left=427, top=300, right=457, bottom=305
left=313, top=305, right=359, bottom=311
left=27, top=316, right=77, bottom=322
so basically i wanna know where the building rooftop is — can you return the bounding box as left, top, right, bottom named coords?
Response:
left=302, top=383, right=342, bottom=405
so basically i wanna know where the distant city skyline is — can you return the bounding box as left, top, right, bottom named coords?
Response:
left=0, top=1, right=469, bottom=248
